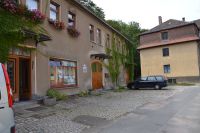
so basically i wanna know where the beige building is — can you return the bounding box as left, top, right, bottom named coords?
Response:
left=139, top=17, right=200, bottom=83
left=6, top=0, right=131, bottom=101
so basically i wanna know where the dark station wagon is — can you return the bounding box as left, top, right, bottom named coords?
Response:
left=127, top=75, right=168, bottom=89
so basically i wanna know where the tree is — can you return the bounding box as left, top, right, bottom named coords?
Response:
left=77, top=0, right=105, bottom=19
left=107, top=20, right=147, bottom=80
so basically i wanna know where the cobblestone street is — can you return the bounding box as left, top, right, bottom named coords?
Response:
left=14, top=86, right=191, bottom=133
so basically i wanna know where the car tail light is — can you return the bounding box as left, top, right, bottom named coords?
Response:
left=2, top=64, right=13, bottom=108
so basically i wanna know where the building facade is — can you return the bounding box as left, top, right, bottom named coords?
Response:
left=139, top=17, right=200, bottom=83
left=7, top=0, right=130, bottom=101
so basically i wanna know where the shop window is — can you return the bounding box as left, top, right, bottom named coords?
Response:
left=50, top=1, right=60, bottom=20
left=49, top=59, right=77, bottom=87
left=26, top=0, right=39, bottom=10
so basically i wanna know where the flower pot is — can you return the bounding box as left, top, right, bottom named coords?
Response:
left=43, top=97, right=56, bottom=106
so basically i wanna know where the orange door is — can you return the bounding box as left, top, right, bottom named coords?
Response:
left=92, top=62, right=103, bottom=90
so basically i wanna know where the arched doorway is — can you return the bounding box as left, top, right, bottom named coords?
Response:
left=91, top=61, right=103, bottom=90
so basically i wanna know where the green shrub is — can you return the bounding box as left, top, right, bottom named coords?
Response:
left=114, top=86, right=127, bottom=92
left=78, top=90, right=89, bottom=97
left=47, top=89, right=67, bottom=101
left=175, top=83, right=195, bottom=86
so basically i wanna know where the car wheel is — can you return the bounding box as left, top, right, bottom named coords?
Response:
left=155, top=85, right=160, bottom=89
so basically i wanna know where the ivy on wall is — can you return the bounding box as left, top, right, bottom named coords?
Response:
left=0, top=0, right=47, bottom=63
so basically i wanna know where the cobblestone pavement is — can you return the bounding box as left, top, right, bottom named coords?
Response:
left=14, top=86, right=192, bottom=133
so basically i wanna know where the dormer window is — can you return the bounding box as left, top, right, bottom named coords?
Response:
left=161, top=32, right=168, bottom=40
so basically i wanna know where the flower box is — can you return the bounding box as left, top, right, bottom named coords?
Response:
left=67, top=27, right=80, bottom=38
left=48, top=19, right=65, bottom=30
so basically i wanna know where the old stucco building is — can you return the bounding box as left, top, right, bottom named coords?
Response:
left=139, top=17, right=200, bottom=83
left=7, top=0, right=131, bottom=101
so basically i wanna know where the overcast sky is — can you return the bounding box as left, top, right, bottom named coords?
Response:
left=92, top=0, right=200, bottom=29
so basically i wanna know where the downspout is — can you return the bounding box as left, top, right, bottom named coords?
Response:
left=34, top=41, right=38, bottom=95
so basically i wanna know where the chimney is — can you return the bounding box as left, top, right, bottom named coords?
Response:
left=182, top=17, right=185, bottom=22
left=159, top=16, right=162, bottom=25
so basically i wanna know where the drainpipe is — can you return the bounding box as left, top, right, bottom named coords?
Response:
left=34, top=51, right=37, bottom=95
left=34, top=41, right=38, bottom=96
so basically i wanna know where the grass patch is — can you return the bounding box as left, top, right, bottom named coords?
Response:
left=175, top=82, right=195, bottom=86
left=47, top=89, right=68, bottom=101
left=113, top=86, right=127, bottom=92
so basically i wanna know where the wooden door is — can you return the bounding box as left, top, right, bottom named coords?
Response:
left=19, top=58, right=31, bottom=101
left=92, top=62, right=103, bottom=90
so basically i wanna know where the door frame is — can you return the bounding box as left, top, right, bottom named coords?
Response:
left=8, top=55, right=32, bottom=101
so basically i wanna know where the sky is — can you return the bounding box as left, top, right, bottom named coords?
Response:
left=92, top=0, right=200, bottom=29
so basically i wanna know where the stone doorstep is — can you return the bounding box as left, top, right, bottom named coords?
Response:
left=13, top=100, right=40, bottom=110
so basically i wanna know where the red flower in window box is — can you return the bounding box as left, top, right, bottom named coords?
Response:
left=48, top=18, right=65, bottom=30
left=31, top=9, right=46, bottom=23
left=2, top=0, right=17, bottom=13
left=67, top=26, right=80, bottom=38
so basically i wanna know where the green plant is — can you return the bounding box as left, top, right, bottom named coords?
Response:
left=0, top=0, right=48, bottom=63
left=114, top=86, right=127, bottom=92
left=104, top=34, right=123, bottom=88
left=47, top=89, right=67, bottom=101
left=78, top=90, right=89, bottom=97
left=175, top=83, right=195, bottom=86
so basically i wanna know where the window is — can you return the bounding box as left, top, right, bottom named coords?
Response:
left=161, top=32, right=168, bottom=40
left=26, top=0, right=39, bottom=10
left=96, top=29, right=101, bottom=44
left=50, top=1, right=60, bottom=21
left=156, top=76, right=163, bottom=81
left=106, top=34, right=110, bottom=48
left=89, top=24, right=94, bottom=42
left=49, top=59, right=77, bottom=87
left=147, top=76, right=156, bottom=81
left=163, top=48, right=169, bottom=57
left=68, top=12, right=76, bottom=28
left=140, top=77, right=147, bottom=81
left=164, top=65, right=171, bottom=73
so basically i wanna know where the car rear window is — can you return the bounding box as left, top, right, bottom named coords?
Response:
left=156, top=76, right=163, bottom=81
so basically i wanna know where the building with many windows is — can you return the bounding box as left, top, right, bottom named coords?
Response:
left=139, top=17, right=200, bottom=83
left=6, top=0, right=131, bottom=101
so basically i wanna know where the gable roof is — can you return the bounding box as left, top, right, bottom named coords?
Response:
left=69, top=0, right=132, bottom=44
left=141, top=19, right=193, bottom=35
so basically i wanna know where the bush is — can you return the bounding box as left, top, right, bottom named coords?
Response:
left=47, top=89, right=67, bottom=101
left=114, top=86, right=127, bottom=92
left=78, top=90, right=89, bottom=97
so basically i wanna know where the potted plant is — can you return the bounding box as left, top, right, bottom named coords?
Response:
left=48, top=18, right=65, bottom=30
left=67, top=26, right=80, bottom=38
